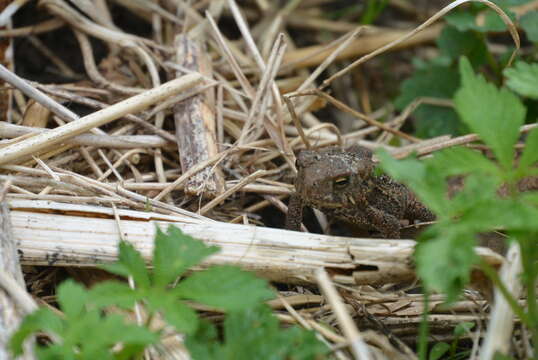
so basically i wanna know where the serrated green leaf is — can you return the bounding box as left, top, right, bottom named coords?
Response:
left=504, top=61, right=538, bottom=99
left=9, top=308, right=63, bottom=355
left=416, top=232, right=478, bottom=302
left=101, top=241, right=150, bottom=289
left=175, top=266, right=274, bottom=311
left=519, top=127, right=538, bottom=170
left=88, top=281, right=139, bottom=309
left=454, top=57, right=526, bottom=169
left=153, top=225, right=219, bottom=287
left=520, top=10, right=538, bottom=42
left=437, top=27, right=487, bottom=67
left=57, top=280, right=87, bottom=319
left=429, top=342, right=450, bottom=360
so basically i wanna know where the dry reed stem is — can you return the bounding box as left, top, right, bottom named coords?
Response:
left=0, top=18, right=64, bottom=37
left=316, top=268, right=372, bottom=359
left=0, top=74, right=203, bottom=165
left=0, top=122, right=170, bottom=148
left=0, top=64, right=79, bottom=123
left=480, top=243, right=524, bottom=359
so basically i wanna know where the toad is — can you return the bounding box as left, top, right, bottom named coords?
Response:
left=285, top=146, right=435, bottom=238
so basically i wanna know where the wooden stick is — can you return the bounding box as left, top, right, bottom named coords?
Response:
left=173, top=35, right=224, bottom=197
left=316, top=268, right=372, bottom=359
left=8, top=200, right=504, bottom=287
left=0, top=183, right=36, bottom=359
left=479, top=243, right=523, bottom=359
left=0, top=73, right=203, bottom=165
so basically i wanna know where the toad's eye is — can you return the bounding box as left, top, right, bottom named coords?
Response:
left=333, top=176, right=350, bottom=189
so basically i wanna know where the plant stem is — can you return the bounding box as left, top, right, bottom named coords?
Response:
left=519, top=234, right=538, bottom=351
left=418, top=289, right=430, bottom=360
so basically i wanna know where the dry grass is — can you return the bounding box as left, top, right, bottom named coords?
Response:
left=0, top=0, right=533, bottom=358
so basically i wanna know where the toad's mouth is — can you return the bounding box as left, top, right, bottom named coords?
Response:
left=307, top=197, right=351, bottom=209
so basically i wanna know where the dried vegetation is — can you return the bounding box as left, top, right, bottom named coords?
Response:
left=0, top=0, right=532, bottom=358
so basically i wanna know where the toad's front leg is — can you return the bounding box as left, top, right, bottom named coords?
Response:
left=285, top=194, right=305, bottom=231
left=352, top=190, right=402, bottom=238
left=362, top=205, right=401, bottom=238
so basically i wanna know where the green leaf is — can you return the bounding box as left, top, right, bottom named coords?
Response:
left=496, top=199, right=538, bottom=231
left=153, top=225, right=219, bottom=287
left=184, top=320, right=220, bottom=359
left=395, top=64, right=460, bottom=111
left=395, top=64, right=460, bottom=137
left=437, top=27, right=487, bottom=67
left=186, top=305, right=328, bottom=360
left=80, top=313, right=157, bottom=356
left=88, top=281, right=139, bottom=309
left=377, top=150, right=447, bottom=215
left=492, top=352, right=516, bottom=360
left=57, top=280, right=87, bottom=319
left=35, top=345, right=71, bottom=360
left=430, top=147, right=500, bottom=178
left=175, top=266, right=274, bottom=311
left=454, top=321, right=475, bottom=337
left=101, top=240, right=150, bottom=289
left=444, top=5, right=517, bottom=33
left=416, top=231, right=479, bottom=302
left=454, top=57, right=526, bottom=169
left=504, top=61, right=538, bottom=99
left=481, top=8, right=516, bottom=32
left=519, top=127, right=538, bottom=171
left=445, top=11, right=481, bottom=31
left=447, top=174, right=500, bottom=220
left=12, top=281, right=156, bottom=359
left=160, top=299, right=199, bottom=335
left=429, top=342, right=450, bottom=360
left=520, top=10, right=538, bottom=42
left=415, top=107, right=462, bottom=138
left=520, top=192, right=538, bottom=206
left=9, top=308, right=63, bottom=355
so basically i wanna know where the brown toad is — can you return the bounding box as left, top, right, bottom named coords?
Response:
left=285, top=146, right=435, bottom=238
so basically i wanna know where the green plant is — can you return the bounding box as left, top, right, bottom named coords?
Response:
left=380, top=56, right=538, bottom=351
left=10, top=226, right=328, bottom=359
left=428, top=322, right=475, bottom=360
left=186, top=304, right=327, bottom=360
left=396, top=0, right=538, bottom=138
left=360, top=0, right=389, bottom=24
